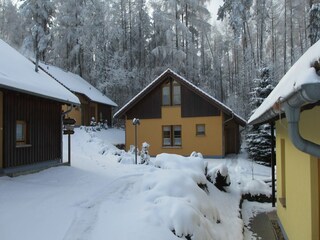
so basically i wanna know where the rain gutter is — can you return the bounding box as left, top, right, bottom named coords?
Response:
left=224, top=112, right=234, bottom=124
left=282, top=83, right=320, bottom=158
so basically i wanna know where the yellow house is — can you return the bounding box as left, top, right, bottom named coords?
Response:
left=248, top=40, right=320, bottom=239
left=114, top=69, right=246, bottom=157
left=40, top=63, right=117, bottom=126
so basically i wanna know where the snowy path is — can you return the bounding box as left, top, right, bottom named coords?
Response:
left=0, top=128, right=275, bottom=240
left=63, top=174, right=143, bottom=240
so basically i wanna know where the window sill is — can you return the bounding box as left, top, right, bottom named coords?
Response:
left=16, top=144, right=32, bottom=148
left=279, top=197, right=286, bottom=208
left=162, top=146, right=182, bottom=149
left=161, top=105, right=181, bottom=108
left=196, top=134, right=206, bottom=137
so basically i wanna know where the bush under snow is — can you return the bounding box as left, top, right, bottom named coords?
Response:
left=153, top=153, right=208, bottom=185
left=242, top=179, right=271, bottom=197
left=135, top=153, right=221, bottom=239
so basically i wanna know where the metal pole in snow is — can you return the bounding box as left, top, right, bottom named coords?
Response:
left=133, top=118, right=140, bottom=165
left=135, top=124, right=137, bottom=164
left=271, top=122, right=276, bottom=207
left=68, top=133, right=71, bottom=166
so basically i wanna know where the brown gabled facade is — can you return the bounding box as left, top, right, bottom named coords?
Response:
left=64, top=93, right=113, bottom=126
left=114, top=69, right=246, bottom=157
left=0, top=89, right=64, bottom=174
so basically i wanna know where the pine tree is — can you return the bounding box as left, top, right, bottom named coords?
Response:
left=246, top=67, right=275, bottom=166
left=20, top=0, right=55, bottom=72
left=309, top=3, right=320, bottom=45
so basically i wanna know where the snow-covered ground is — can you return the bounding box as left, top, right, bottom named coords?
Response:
left=0, top=128, right=274, bottom=240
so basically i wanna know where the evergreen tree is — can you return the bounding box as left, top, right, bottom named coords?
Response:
left=309, top=3, right=320, bottom=45
left=246, top=67, right=275, bottom=166
left=20, top=0, right=55, bottom=72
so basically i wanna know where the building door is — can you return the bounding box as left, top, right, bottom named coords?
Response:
left=0, top=91, right=3, bottom=169
left=225, top=128, right=236, bottom=154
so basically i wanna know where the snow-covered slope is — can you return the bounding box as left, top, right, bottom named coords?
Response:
left=0, top=128, right=273, bottom=240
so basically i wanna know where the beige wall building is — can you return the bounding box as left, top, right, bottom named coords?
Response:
left=114, top=69, right=246, bottom=157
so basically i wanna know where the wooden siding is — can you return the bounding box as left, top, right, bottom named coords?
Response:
left=181, top=85, right=220, bottom=117
left=3, top=90, right=62, bottom=168
left=126, top=87, right=162, bottom=119
left=98, top=104, right=112, bottom=126
left=76, top=93, right=90, bottom=125
left=0, top=91, right=2, bottom=168
left=224, top=117, right=240, bottom=154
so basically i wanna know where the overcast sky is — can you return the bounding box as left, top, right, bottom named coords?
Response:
left=208, top=0, right=223, bottom=23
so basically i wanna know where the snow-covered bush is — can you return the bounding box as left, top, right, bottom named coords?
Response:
left=140, top=142, right=150, bottom=165
left=117, top=151, right=135, bottom=164
left=242, top=179, right=272, bottom=202
left=135, top=167, right=221, bottom=239
left=153, top=153, right=208, bottom=186
left=207, top=164, right=231, bottom=192
left=190, top=151, right=203, bottom=158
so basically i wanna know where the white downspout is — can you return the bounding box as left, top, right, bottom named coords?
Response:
left=61, top=105, right=73, bottom=163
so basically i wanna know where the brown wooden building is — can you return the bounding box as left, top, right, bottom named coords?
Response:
left=40, top=63, right=117, bottom=126
left=114, top=69, right=246, bottom=157
left=0, top=39, right=80, bottom=175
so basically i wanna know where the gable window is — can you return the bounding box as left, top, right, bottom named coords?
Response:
left=16, top=120, right=29, bottom=145
left=196, top=124, right=205, bottom=136
left=173, top=81, right=181, bottom=105
left=162, top=82, right=171, bottom=106
left=162, top=79, right=181, bottom=106
left=162, top=125, right=182, bottom=147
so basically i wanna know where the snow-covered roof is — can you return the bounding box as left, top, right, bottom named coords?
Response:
left=114, top=68, right=246, bottom=126
left=0, top=39, right=80, bottom=105
left=248, top=40, right=320, bottom=125
left=40, top=63, right=117, bottom=107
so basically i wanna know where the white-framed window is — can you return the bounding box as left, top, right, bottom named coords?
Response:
left=162, top=79, right=181, bottom=106
left=173, top=81, right=181, bottom=105
left=162, top=125, right=182, bottom=147
left=162, top=83, right=171, bottom=106
left=162, top=126, right=172, bottom=146
left=173, top=125, right=181, bottom=145
left=16, top=120, right=29, bottom=145
left=196, top=124, right=205, bottom=136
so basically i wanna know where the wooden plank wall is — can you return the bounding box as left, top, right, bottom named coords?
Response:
left=98, top=104, right=112, bottom=126
left=181, top=86, right=220, bottom=117
left=3, top=90, right=62, bottom=168
left=126, top=87, right=162, bottom=119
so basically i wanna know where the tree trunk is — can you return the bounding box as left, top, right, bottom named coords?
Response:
left=284, top=0, right=287, bottom=74
left=289, top=0, right=294, bottom=66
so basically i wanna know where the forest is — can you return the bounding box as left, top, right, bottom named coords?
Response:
left=0, top=0, right=319, bottom=119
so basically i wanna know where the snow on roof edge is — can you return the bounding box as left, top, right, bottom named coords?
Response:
left=40, top=62, right=117, bottom=107
left=0, top=39, right=80, bottom=105
left=248, top=40, right=320, bottom=125
left=114, top=68, right=246, bottom=125
left=0, top=82, right=80, bottom=106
